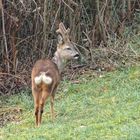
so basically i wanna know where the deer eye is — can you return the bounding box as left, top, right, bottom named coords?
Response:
left=66, top=48, right=71, bottom=50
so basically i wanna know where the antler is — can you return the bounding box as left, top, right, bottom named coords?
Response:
left=56, top=22, right=70, bottom=38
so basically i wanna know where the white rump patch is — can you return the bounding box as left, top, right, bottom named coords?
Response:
left=34, top=72, right=52, bottom=85
left=34, top=75, right=42, bottom=85
left=42, top=75, right=52, bottom=85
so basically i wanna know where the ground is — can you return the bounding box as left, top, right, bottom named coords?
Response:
left=0, top=67, right=140, bottom=140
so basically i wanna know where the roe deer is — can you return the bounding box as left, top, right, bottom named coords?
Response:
left=31, top=22, right=79, bottom=126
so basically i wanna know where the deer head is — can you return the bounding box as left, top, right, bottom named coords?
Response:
left=53, top=22, right=79, bottom=72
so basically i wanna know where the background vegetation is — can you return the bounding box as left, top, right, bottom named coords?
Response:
left=0, top=0, right=140, bottom=95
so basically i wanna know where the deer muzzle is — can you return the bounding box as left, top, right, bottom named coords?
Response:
left=74, top=53, right=79, bottom=59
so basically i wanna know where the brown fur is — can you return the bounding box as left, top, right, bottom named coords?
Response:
left=32, top=59, right=60, bottom=93
left=32, top=59, right=60, bottom=126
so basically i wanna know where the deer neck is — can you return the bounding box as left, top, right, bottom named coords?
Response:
left=52, top=51, right=66, bottom=73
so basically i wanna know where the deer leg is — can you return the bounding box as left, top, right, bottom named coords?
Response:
left=32, top=86, right=42, bottom=127
left=35, top=103, right=39, bottom=126
left=50, top=95, right=55, bottom=120
left=33, top=95, right=40, bottom=127
left=38, top=91, right=49, bottom=125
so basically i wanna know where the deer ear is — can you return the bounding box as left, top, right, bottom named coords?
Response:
left=57, top=34, right=63, bottom=45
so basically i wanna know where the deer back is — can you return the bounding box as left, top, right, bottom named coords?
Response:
left=32, top=59, right=60, bottom=94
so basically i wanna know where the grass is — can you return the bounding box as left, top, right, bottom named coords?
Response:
left=1, top=67, right=140, bottom=140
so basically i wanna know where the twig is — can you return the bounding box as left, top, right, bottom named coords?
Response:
left=62, top=0, right=74, bottom=12
left=43, top=0, right=49, bottom=54
left=32, top=0, right=43, bottom=22
left=51, top=1, right=62, bottom=32
left=19, top=0, right=26, bottom=10
left=68, top=0, right=78, bottom=7
left=71, top=64, right=87, bottom=69
left=0, top=72, right=22, bottom=79
left=1, top=0, right=10, bottom=73
left=82, top=31, right=92, bottom=45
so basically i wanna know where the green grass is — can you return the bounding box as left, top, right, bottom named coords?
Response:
left=1, top=67, right=140, bottom=140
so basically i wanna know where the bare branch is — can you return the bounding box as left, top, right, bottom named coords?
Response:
left=1, top=0, right=10, bottom=73
left=62, top=0, right=74, bottom=12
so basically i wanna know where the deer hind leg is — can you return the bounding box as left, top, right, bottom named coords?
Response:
left=50, top=94, right=55, bottom=120
left=35, top=101, right=39, bottom=126
left=33, top=90, right=41, bottom=127
left=38, top=90, right=49, bottom=125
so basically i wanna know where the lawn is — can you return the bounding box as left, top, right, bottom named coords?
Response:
left=1, top=67, right=140, bottom=140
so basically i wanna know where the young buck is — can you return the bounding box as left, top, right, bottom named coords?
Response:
left=31, top=22, right=79, bottom=126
